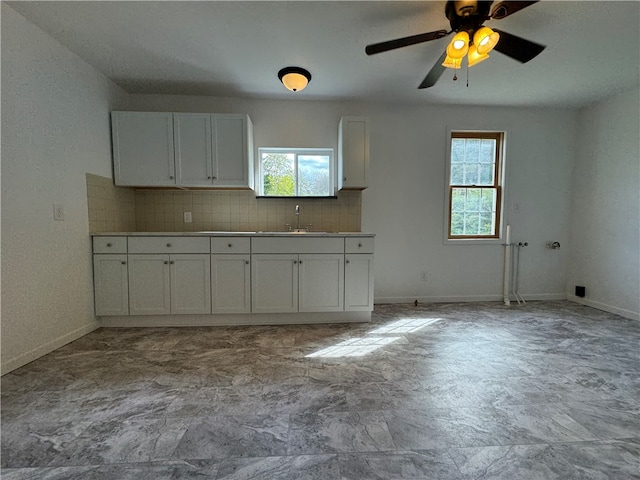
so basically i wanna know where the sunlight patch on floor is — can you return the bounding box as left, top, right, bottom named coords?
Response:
left=368, top=317, right=441, bottom=335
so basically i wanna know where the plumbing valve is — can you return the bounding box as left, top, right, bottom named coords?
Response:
left=546, top=241, right=561, bottom=249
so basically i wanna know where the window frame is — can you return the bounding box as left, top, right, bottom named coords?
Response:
left=444, top=129, right=506, bottom=244
left=256, top=147, right=336, bottom=198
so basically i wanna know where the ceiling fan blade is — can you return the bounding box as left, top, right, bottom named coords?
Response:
left=490, top=1, right=539, bottom=20
left=492, top=29, right=545, bottom=63
left=366, top=30, right=448, bottom=55
left=418, top=51, right=448, bottom=89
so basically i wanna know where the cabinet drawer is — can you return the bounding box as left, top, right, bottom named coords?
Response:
left=252, top=237, right=344, bottom=254
left=128, top=236, right=210, bottom=254
left=93, top=236, right=127, bottom=254
left=345, top=237, right=374, bottom=253
left=211, top=237, right=251, bottom=254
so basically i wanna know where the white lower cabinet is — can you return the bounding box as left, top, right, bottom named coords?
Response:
left=299, top=254, right=344, bottom=312
left=252, top=254, right=299, bottom=313
left=251, top=254, right=344, bottom=313
left=345, top=254, right=374, bottom=311
left=212, top=254, right=251, bottom=314
left=128, top=254, right=210, bottom=315
left=93, top=254, right=129, bottom=316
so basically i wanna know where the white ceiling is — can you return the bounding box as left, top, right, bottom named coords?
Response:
left=7, top=1, right=640, bottom=108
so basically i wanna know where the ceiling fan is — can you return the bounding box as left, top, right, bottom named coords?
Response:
left=365, top=0, right=546, bottom=88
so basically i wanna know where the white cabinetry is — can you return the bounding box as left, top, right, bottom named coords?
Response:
left=127, top=237, right=211, bottom=315
left=338, top=116, right=369, bottom=190
left=251, top=237, right=345, bottom=314
left=92, top=236, right=129, bottom=316
left=113, top=111, right=254, bottom=189
left=211, top=237, right=251, bottom=314
left=344, top=237, right=375, bottom=311
left=173, top=113, right=254, bottom=188
left=93, top=254, right=129, bottom=316
left=112, top=112, right=175, bottom=186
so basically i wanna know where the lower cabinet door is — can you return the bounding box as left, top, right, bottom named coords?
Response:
left=211, top=254, right=250, bottom=314
left=93, top=254, right=129, bottom=316
left=170, top=254, right=211, bottom=314
left=252, top=254, right=298, bottom=313
left=299, top=254, right=344, bottom=312
left=128, top=255, right=171, bottom=315
left=345, top=254, right=374, bottom=311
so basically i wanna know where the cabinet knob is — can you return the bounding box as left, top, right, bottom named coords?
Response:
left=170, top=175, right=174, bottom=180
left=207, top=176, right=212, bottom=179
left=344, top=177, right=347, bottom=181
left=212, top=176, right=216, bottom=180
left=358, top=243, right=362, bottom=247
left=164, top=261, right=169, bottom=265
left=293, top=260, right=297, bottom=264
left=170, top=260, right=175, bottom=265
left=245, top=260, right=249, bottom=265
left=346, top=260, right=350, bottom=264
left=166, top=243, right=172, bottom=247
left=121, top=261, right=127, bottom=265
left=106, top=243, right=112, bottom=247
left=299, top=260, right=303, bottom=264
left=228, top=243, right=233, bottom=248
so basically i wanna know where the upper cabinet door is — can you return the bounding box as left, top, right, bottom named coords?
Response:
left=112, top=112, right=176, bottom=186
left=338, top=116, right=370, bottom=190
left=174, top=113, right=213, bottom=186
left=213, top=115, right=254, bottom=188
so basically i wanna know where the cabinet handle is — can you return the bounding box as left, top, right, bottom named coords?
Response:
left=228, top=243, right=233, bottom=248
left=106, top=243, right=112, bottom=247
left=166, top=243, right=172, bottom=247
left=121, top=261, right=127, bottom=265
left=164, top=261, right=169, bottom=265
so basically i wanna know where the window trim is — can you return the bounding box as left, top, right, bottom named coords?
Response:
left=444, top=129, right=507, bottom=244
left=256, top=147, right=335, bottom=197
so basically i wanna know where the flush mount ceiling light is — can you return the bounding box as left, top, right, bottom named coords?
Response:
left=278, top=66, right=311, bottom=92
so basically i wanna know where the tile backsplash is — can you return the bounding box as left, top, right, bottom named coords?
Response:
left=86, top=174, right=136, bottom=232
left=87, top=175, right=361, bottom=233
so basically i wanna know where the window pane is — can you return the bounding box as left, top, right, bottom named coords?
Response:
left=479, top=139, right=496, bottom=163
left=298, top=155, right=330, bottom=196
left=479, top=164, right=494, bottom=185
left=450, top=187, right=497, bottom=236
left=451, top=139, right=465, bottom=163
left=450, top=164, right=464, bottom=184
left=262, top=153, right=295, bottom=196
left=463, top=163, right=479, bottom=185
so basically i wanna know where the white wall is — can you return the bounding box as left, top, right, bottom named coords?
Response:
left=1, top=5, right=127, bottom=373
left=128, top=95, right=577, bottom=304
left=567, top=87, right=640, bottom=320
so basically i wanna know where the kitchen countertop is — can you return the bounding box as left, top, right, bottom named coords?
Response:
left=91, top=231, right=375, bottom=237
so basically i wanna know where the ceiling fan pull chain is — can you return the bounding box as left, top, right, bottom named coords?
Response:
left=466, top=63, right=469, bottom=88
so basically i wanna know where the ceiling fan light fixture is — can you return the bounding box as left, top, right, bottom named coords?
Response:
left=442, top=54, right=462, bottom=69
left=278, top=66, right=311, bottom=92
left=473, top=27, right=500, bottom=55
left=467, top=45, right=489, bottom=67
left=447, top=31, right=469, bottom=59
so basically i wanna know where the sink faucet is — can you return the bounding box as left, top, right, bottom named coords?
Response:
left=295, top=204, right=301, bottom=230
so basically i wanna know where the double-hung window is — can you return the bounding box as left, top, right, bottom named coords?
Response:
left=446, top=131, right=505, bottom=240
left=257, top=148, right=335, bottom=197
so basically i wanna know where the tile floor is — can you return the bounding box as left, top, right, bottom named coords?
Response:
left=1, top=301, right=639, bottom=479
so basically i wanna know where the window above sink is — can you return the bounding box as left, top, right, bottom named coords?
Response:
left=257, top=147, right=335, bottom=198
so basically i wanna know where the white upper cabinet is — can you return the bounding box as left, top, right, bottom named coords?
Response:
left=112, top=112, right=176, bottom=187
left=174, top=113, right=213, bottom=187
left=338, top=116, right=370, bottom=190
left=213, top=115, right=254, bottom=188
left=113, top=111, right=254, bottom=189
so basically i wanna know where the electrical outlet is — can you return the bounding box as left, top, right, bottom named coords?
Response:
left=420, top=271, right=428, bottom=282
left=53, top=204, right=65, bottom=221
left=184, top=212, right=192, bottom=223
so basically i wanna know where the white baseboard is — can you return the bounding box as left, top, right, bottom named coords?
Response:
left=567, top=295, right=640, bottom=321
left=375, top=293, right=566, bottom=304
left=1, top=323, right=99, bottom=376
